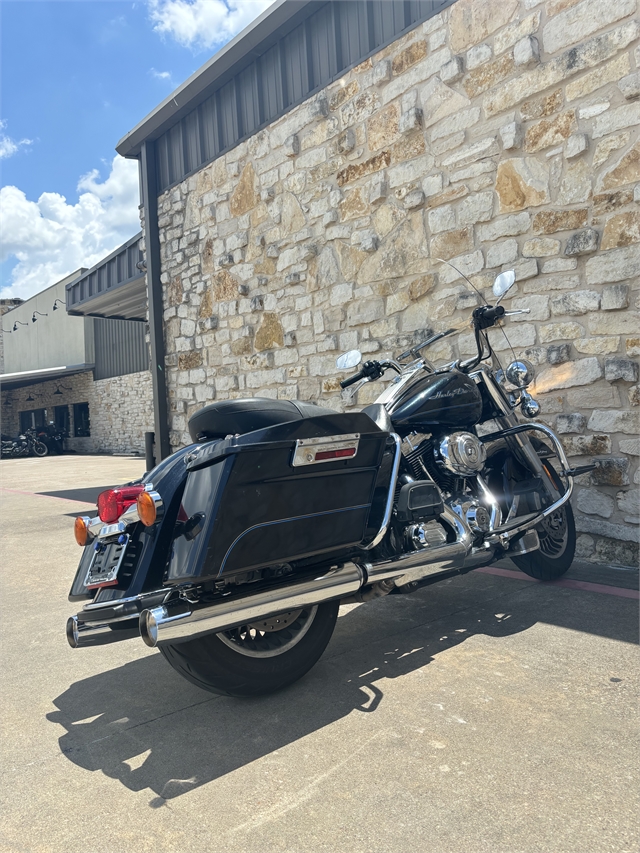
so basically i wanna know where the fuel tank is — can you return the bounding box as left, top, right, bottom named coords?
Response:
left=388, top=369, right=483, bottom=432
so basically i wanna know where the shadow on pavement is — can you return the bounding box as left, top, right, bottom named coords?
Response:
left=49, top=576, right=638, bottom=803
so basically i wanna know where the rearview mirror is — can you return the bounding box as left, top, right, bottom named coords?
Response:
left=492, top=270, right=516, bottom=299
left=336, top=350, right=362, bottom=370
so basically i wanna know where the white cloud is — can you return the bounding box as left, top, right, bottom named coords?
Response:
left=150, top=67, right=176, bottom=87
left=148, top=0, right=274, bottom=51
left=0, top=120, right=33, bottom=160
left=0, top=155, right=140, bottom=300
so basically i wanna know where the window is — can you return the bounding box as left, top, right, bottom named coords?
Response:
left=54, top=405, right=70, bottom=436
left=19, top=408, right=46, bottom=432
left=73, top=402, right=90, bottom=437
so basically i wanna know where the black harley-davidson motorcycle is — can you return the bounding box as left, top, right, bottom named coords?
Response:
left=1, top=428, right=48, bottom=458
left=66, top=270, right=592, bottom=697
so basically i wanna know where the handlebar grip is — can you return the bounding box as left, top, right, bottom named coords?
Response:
left=340, top=371, right=364, bottom=389
left=483, top=305, right=506, bottom=323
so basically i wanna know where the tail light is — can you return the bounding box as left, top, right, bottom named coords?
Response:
left=97, top=485, right=145, bottom=523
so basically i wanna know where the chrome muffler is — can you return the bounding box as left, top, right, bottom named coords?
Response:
left=139, top=562, right=364, bottom=648
left=66, top=615, right=140, bottom=648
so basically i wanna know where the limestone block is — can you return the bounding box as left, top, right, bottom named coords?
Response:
left=577, top=102, right=609, bottom=120
left=466, top=43, right=492, bottom=70
left=495, top=158, right=550, bottom=212
left=547, top=343, right=572, bottom=364
left=557, top=160, right=592, bottom=205
left=387, top=290, right=411, bottom=315
left=428, top=205, right=456, bottom=234
left=635, top=185, right=640, bottom=203
left=382, top=48, right=453, bottom=106
left=392, top=39, right=428, bottom=76
left=567, top=385, right=620, bottom=408
left=539, top=321, right=585, bottom=343
left=585, top=245, right=640, bottom=284
left=511, top=294, right=550, bottom=321
left=575, top=534, right=595, bottom=558
left=463, top=54, right=515, bottom=98
left=523, top=237, right=560, bottom=257
left=565, top=51, right=630, bottom=102
left=440, top=56, right=464, bottom=84
left=430, top=227, right=474, bottom=260
left=632, top=384, right=640, bottom=407
left=337, top=151, right=391, bottom=187
left=283, top=135, right=300, bottom=158
left=323, top=211, right=338, bottom=227
left=531, top=357, right=602, bottom=393
left=514, top=36, right=540, bottom=68
left=487, top=323, right=536, bottom=351
left=565, top=229, right=600, bottom=256
left=495, top=11, right=541, bottom=56
left=605, top=358, right=639, bottom=383
left=359, top=231, right=379, bottom=253
left=399, top=107, right=423, bottom=134
left=437, top=249, right=484, bottom=283
left=347, top=298, right=385, bottom=326
left=511, top=258, right=538, bottom=280
left=601, top=284, right=629, bottom=311
left=457, top=191, right=494, bottom=226
left=368, top=173, right=388, bottom=205
left=620, top=438, right=640, bottom=455
left=541, top=257, right=577, bottom=273
left=404, top=190, right=425, bottom=210
left=576, top=489, right=615, bottom=518
left=591, top=458, right=630, bottom=487
left=578, top=519, right=640, bottom=547
left=422, top=174, right=444, bottom=198
left=617, top=489, right=640, bottom=523
left=442, top=136, right=500, bottom=169
left=574, top=336, right=620, bottom=355
left=550, top=290, right=601, bottom=315
left=619, top=72, right=640, bottom=101
left=595, top=140, right=640, bottom=191
left=431, top=106, right=480, bottom=141
left=588, top=409, right=640, bottom=434
left=592, top=103, right=640, bottom=139
left=373, top=60, right=391, bottom=86
left=556, top=413, right=587, bottom=434
left=387, top=155, right=435, bottom=189
left=477, top=212, right=530, bottom=241
left=521, top=89, right=562, bottom=121
left=525, top=110, right=576, bottom=153
left=500, top=122, right=523, bottom=150
left=542, top=0, right=636, bottom=55
left=565, top=133, right=588, bottom=160
left=601, top=211, right=640, bottom=251
left=449, top=0, right=519, bottom=53
left=486, top=239, right=518, bottom=268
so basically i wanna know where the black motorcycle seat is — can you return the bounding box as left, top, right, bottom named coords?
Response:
left=188, top=398, right=337, bottom=442
left=361, top=403, right=392, bottom=433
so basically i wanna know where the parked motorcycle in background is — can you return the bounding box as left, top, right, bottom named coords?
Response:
left=37, top=422, right=66, bottom=455
left=1, top=428, right=49, bottom=458
left=66, top=269, right=594, bottom=698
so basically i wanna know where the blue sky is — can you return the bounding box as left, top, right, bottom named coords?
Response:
left=0, top=0, right=271, bottom=299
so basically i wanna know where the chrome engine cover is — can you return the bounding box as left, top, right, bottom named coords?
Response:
left=437, top=432, right=487, bottom=476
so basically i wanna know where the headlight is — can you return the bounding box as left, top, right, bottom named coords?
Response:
left=505, top=359, right=535, bottom=388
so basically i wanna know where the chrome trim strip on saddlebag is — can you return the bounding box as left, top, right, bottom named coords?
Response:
left=364, top=433, right=402, bottom=550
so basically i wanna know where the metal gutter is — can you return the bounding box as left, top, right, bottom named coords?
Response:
left=116, top=0, right=318, bottom=158
left=0, top=364, right=94, bottom=391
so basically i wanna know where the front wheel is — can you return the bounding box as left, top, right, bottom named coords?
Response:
left=32, top=441, right=48, bottom=457
left=159, top=601, right=339, bottom=697
left=510, top=463, right=575, bottom=581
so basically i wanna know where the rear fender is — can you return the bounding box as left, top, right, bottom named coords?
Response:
left=68, top=444, right=200, bottom=603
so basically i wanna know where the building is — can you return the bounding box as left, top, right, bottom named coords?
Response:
left=0, top=244, right=153, bottom=454
left=34, top=0, right=640, bottom=565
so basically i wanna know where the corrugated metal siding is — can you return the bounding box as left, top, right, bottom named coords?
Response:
left=93, top=318, right=149, bottom=380
left=154, top=0, right=457, bottom=194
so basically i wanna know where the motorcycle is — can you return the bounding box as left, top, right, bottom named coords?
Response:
left=65, top=269, right=594, bottom=697
left=37, top=422, right=66, bottom=455
left=1, top=428, right=48, bottom=458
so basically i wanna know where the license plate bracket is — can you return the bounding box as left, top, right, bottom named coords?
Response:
left=85, top=536, right=129, bottom=590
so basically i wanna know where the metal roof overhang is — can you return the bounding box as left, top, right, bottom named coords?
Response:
left=0, top=364, right=95, bottom=392
left=65, top=233, right=147, bottom=321
left=116, top=0, right=318, bottom=158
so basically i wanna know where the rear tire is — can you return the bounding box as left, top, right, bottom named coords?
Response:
left=510, top=463, right=575, bottom=581
left=159, top=601, right=339, bottom=697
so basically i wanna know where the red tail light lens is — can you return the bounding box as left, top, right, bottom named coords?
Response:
left=97, top=485, right=145, bottom=523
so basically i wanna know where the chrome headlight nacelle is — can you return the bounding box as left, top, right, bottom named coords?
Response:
left=437, top=431, right=487, bottom=477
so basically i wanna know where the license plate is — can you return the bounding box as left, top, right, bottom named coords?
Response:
left=85, top=536, right=129, bottom=590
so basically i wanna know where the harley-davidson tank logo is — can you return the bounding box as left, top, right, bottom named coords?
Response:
left=431, top=387, right=470, bottom=400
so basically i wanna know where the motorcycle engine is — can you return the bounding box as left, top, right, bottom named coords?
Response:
left=436, top=432, right=486, bottom=477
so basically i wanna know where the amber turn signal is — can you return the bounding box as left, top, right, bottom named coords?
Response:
left=74, top=516, right=89, bottom=546
left=137, top=491, right=157, bottom=526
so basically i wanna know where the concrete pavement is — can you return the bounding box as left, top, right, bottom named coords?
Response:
left=1, top=455, right=638, bottom=853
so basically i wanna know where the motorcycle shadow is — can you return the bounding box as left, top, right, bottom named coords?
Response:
left=48, top=576, right=636, bottom=802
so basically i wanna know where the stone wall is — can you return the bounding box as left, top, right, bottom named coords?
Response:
left=155, top=0, right=639, bottom=565
left=0, top=300, right=23, bottom=374
left=0, top=370, right=153, bottom=456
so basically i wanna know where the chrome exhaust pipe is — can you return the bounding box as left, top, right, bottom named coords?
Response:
left=363, top=506, right=475, bottom=588
left=66, top=615, right=140, bottom=648
left=140, top=563, right=364, bottom=648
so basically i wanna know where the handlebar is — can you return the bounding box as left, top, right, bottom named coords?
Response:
left=340, top=370, right=365, bottom=389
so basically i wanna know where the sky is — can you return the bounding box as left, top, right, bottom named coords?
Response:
left=0, top=0, right=273, bottom=300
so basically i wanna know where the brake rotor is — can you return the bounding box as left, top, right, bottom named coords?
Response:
left=248, top=608, right=304, bottom=632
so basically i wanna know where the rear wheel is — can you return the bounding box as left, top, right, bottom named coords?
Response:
left=159, top=601, right=339, bottom=697
left=32, top=441, right=48, bottom=457
left=510, top=463, right=575, bottom=581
